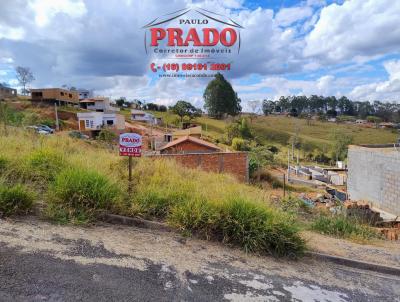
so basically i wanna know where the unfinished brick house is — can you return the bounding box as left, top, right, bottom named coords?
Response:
left=31, top=88, right=79, bottom=105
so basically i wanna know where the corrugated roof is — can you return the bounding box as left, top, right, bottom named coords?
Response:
left=159, top=135, right=220, bottom=151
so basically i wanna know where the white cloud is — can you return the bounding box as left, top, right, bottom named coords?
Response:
left=29, top=0, right=87, bottom=27
left=350, top=59, right=400, bottom=101
left=304, top=0, right=400, bottom=63
left=276, top=6, right=313, bottom=27
left=0, top=26, right=25, bottom=40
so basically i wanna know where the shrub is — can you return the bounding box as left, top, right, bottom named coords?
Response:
left=130, top=159, right=305, bottom=257
left=232, top=137, right=250, bottom=151
left=97, top=129, right=117, bottom=143
left=25, top=148, right=65, bottom=182
left=46, top=168, right=120, bottom=224
left=0, top=184, right=35, bottom=216
left=311, top=214, right=381, bottom=241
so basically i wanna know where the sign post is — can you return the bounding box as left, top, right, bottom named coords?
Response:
left=119, top=133, right=142, bottom=193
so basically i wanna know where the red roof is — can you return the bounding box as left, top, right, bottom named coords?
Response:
left=159, top=135, right=221, bottom=151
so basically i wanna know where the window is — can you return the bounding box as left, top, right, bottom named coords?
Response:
left=32, top=92, right=43, bottom=97
left=69, top=94, right=72, bottom=98
left=85, top=120, right=90, bottom=128
left=90, top=120, right=94, bottom=128
left=106, top=120, right=114, bottom=125
left=60, top=92, right=64, bottom=96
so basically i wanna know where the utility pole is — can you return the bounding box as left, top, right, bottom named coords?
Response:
left=287, top=149, right=290, bottom=181
left=54, top=103, right=59, bottom=131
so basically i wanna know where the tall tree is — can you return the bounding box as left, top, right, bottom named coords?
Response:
left=330, top=130, right=353, bottom=162
left=203, top=73, right=241, bottom=118
left=170, top=100, right=201, bottom=123
left=15, top=66, right=35, bottom=95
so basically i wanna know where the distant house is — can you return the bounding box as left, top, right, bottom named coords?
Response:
left=0, top=83, right=17, bottom=98
left=379, top=122, right=396, bottom=129
left=159, top=136, right=221, bottom=154
left=171, top=125, right=202, bottom=140
left=31, top=88, right=79, bottom=105
left=355, top=119, right=367, bottom=124
left=327, top=118, right=337, bottom=123
left=80, top=97, right=119, bottom=112
left=77, top=88, right=93, bottom=100
left=131, top=109, right=157, bottom=124
left=77, top=112, right=125, bottom=131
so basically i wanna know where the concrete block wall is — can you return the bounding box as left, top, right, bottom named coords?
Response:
left=347, top=146, right=400, bottom=216
left=149, top=152, right=249, bottom=182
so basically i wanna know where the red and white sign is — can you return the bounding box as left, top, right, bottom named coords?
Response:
left=119, top=133, right=142, bottom=157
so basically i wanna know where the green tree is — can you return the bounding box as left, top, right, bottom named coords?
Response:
left=115, top=97, right=126, bottom=107
left=170, top=100, right=202, bottom=123
left=330, top=130, right=353, bottom=162
left=203, top=73, right=241, bottom=118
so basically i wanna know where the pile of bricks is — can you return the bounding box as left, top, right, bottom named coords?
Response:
left=343, top=201, right=381, bottom=224
left=379, top=224, right=400, bottom=240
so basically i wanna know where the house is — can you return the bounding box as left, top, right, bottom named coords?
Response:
left=77, top=88, right=93, bottom=100
left=77, top=112, right=125, bottom=131
left=0, top=83, right=17, bottom=98
left=80, top=97, right=119, bottom=112
left=31, top=88, right=79, bottom=105
left=159, top=135, right=221, bottom=154
left=172, top=125, right=202, bottom=140
left=131, top=109, right=157, bottom=124
left=355, top=119, right=367, bottom=124
left=379, top=122, right=396, bottom=129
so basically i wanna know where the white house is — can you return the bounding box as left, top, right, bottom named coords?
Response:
left=77, top=88, right=93, bottom=100
left=131, top=109, right=157, bottom=124
left=80, top=97, right=119, bottom=112
left=77, top=112, right=125, bottom=131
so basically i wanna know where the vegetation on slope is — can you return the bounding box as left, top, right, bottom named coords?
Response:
left=0, top=128, right=305, bottom=257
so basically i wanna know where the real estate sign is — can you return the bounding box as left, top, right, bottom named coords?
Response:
left=119, top=133, right=142, bottom=157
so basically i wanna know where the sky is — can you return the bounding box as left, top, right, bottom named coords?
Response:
left=1, top=0, right=400, bottom=111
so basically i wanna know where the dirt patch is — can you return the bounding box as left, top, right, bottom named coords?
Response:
left=303, top=230, right=400, bottom=267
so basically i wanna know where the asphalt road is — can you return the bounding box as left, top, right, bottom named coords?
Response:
left=0, top=218, right=399, bottom=302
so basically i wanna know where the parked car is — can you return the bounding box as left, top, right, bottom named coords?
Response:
left=37, top=124, right=55, bottom=133
left=26, top=125, right=53, bottom=135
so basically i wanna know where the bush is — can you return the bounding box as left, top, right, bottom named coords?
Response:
left=97, top=129, right=117, bottom=143
left=130, top=159, right=305, bottom=257
left=46, top=168, right=120, bottom=224
left=26, top=148, right=65, bottom=182
left=311, top=214, right=381, bottom=241
left=232, top=137, right=250, bottom=151
left=0, top=184, right=35, bottom=216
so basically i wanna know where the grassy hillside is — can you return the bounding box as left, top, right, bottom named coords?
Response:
left=147, top=111, right=398, bottom=147
left=251, top=116, right=398, bottom=146
left=0, top=128, right=305, bottom=257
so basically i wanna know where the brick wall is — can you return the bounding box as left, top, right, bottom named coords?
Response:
left=348, top=145, right=400, bottom=216
left=149, top=152, right=249, bottom=182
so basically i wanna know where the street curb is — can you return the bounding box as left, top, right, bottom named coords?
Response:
left=100, top=213, right=174, bottom=232
left=306, top=251, right=400, bottom=276
left=100, top=213, right=400, bottom=276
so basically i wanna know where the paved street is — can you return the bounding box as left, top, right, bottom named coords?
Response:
left=0, top=217, right=399, bottom=302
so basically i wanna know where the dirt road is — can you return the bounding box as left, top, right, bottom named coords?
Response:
left=0, top=217, right=399, bottom=301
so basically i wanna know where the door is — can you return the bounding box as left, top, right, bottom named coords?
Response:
left=79, top=120, right=85, bottom=130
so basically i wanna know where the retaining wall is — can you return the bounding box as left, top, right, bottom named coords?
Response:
left=347, top=145, right=400, bottom=216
